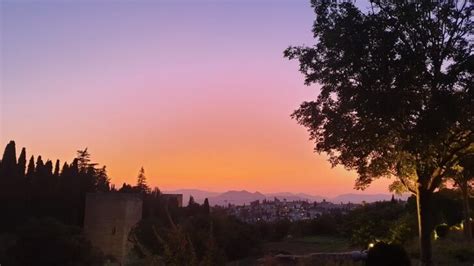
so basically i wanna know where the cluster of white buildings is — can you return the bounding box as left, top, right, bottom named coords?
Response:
left=225, top=198, right=359, bottom=223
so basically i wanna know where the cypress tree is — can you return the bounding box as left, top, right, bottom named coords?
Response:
left=69, top=159, right=79, bottom=176
left=26, top=156, right=35, bottom=179
left=45, top=160, right=53, bottom=177
left=0, top=141, right=20, bottom=227
left=34, top=156, right=48, bottom=193
left=60, top=162, right=69, bottom=177
left=391, top=195, right=396, bottom=203
left=0, top=140, right=17, bottom=178
left=17, top=148, right=26, bottom=178
left=58, top=162, right=69, bottom=194
left=66, top=159, right=80, bottom=225
left=53, top=160, right=60, bottom=177
left=36, top=156, right=45, bottom=176
left=187, top=196, right=198, bottom=215
left=203, top=198, right=210, bottom=215
left=189, top=196, right=196, bottom=206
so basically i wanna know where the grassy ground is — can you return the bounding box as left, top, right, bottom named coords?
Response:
left=230, top=232, right=474, bottom=266
left=228, top=236, right=362, bottom=266
left=263, top=236, right=357, bottom=255
left=405, top=230, right=474, bottom=266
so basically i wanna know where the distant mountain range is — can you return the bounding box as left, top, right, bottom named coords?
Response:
left=163, top=189, right=409, bottom=206
left=164, top=189, right=220, bottom=204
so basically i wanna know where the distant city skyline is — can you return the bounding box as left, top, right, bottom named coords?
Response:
left=1, top=0, right=391, bottom=197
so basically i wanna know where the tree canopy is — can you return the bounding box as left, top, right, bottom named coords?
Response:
left=285, top=0, right=473, bottom=192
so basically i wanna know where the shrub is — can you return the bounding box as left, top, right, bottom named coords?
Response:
left=389, top=214, right=418, bottom=244
left=435, top=224, right=449, bottom=239
left=366, top=242, right=411, bottom=266
left=341, top=201, right=409, bottom=246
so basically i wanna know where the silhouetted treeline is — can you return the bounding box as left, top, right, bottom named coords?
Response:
left=0, top=141, right=111, bottom=229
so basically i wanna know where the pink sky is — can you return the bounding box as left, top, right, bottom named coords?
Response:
left=1, top=0, right=392, bottom=197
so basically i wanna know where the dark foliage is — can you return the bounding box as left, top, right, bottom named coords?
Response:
left=211, top=211, right=262, bottom=261
left=298, top=212, right=342, bottom=236
left=256, top=220, right=291, bottom=242
left=0, top=141, right=111, bottom=230
left=342, top=201, right=415, bottom=246
left=132, top=200, right=261, bottom=264
left=366, top=242, right=411, bottom=266
left=432, top=189, right=465, bottom=226
left=3, top=217, right=104, bottom=266
left=435, top=224, right=450, bottom=238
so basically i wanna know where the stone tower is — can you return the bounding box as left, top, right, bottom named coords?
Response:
left=84, top=193, right=143, bottom=264
left=162, top=193, right=183, bottom=207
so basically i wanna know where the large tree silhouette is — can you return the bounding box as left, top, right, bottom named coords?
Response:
left=285, top=1, right=472, bottom=265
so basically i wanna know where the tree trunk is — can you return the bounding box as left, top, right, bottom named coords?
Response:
left=417, top=186, right=433, bottom=266
left=461, top=181, right=472, bottom=239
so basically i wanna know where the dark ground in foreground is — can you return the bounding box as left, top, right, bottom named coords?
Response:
left=228, top=234, right=474, bottom=266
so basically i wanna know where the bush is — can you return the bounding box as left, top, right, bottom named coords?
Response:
left=389, top=214, right=417, bottom=244
left=366, top=242, right=411, bottom=266
left=213, top=214, right=262, bottom=260
left=435, top=224, right=449, bottom=238
left=341, top=201, right=409, bottom=246
left=256, top=220, right=291, bottom=241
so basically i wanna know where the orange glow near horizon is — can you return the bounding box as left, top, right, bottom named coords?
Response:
left=0, top=107, right=393, bottom=197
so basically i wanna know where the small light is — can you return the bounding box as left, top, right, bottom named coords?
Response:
left=368, top=243, right=374, bottom=248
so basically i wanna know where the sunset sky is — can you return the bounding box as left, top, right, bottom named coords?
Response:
left=1, top=0, right=391, bottom=197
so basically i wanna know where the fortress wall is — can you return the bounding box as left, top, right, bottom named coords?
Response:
left=84, top=193, right=143, bottom=264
